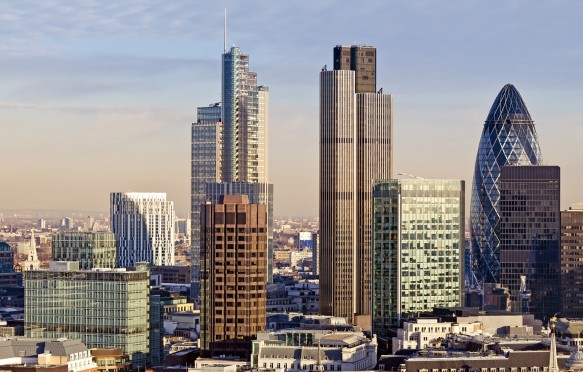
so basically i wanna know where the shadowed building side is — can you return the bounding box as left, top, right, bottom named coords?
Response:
left=470, top=84, right=543, bottom=285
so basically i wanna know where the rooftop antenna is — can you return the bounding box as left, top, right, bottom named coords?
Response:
left=223, top=8, right=227, bottom=53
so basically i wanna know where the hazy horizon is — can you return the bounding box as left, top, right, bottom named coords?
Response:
left=2, top=1, right=582, bottom=217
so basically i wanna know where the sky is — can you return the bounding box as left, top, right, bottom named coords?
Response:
left=1, top=1, right=582, bottom=218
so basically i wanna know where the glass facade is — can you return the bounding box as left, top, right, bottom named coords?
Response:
left=191, top=105, right=222, bottom=300
left=25, top=267, right=150, bottom=368
left=470, top=84, right=543, bottom=284
left=499, top=165, right=560, bottom=319
left=221, top=47, right=269, bottom=184
left=372, top=179, right=464, bottom=338
left=52, top=232, right=116, bottom=269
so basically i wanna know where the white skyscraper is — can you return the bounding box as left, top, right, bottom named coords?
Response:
left=111, top=192, right=175, bottom=267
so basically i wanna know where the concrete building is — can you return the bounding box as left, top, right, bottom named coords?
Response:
left=320, top=45, right=392, bottom=325
left=151, top=265, right=191, bottom=285
left=90, top=349, right=130, bottom=372
left=110, top=192, right=175, bottom=267
left=251, top=329, right=377, bottom=371
left=205, top=182, right=274, bottom=282
left=24, top=262, right=151, bottom=368
left=372, top=179, right=464, bottom=337
left=51, top=232, right=116, bottom=270
left=499, top=165, right=560, bottom=318
left=380, top=350, right=568, bottom=372
left=560, top=204, right=583, bottom=318
left=0, top=338, right=97, bottom=372
left=267, top=281, right=319, bottom=314
left=200, top=195, right=267, bottom=358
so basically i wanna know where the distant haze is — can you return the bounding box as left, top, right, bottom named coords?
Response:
left=1, top=1, right=582, bottom=217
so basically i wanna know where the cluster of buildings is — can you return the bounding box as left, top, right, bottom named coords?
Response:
left=0, top=20, right=582, bottom=371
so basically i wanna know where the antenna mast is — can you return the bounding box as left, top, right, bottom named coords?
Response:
left=223, top=8, right=227, bottom=53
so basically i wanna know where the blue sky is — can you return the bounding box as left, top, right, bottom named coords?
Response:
left=1, top=1, right=582, bottom=217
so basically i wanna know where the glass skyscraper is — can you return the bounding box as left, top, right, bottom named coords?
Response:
left=470, top=84, right=543, bottom=284
left=372, top=179, right=464, bottom=338
left=192, top=45, right=273, bottom=297
left=191, top=103, right=222, bottom=299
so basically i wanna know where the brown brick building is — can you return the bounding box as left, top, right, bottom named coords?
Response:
left=200, top=195, right=267, bottom=358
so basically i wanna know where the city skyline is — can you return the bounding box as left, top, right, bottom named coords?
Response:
left=1, top=1, right=582, bottom=217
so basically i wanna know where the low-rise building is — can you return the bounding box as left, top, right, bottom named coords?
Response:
left=267, top=280, right=319, bottom=314
left=90, top=349, right=129, bottom=372
left=0, top=338, right=97, bottom=372
left=379, top=350, right=569, bottom=372
left=251, top=329, right=377, bottom=371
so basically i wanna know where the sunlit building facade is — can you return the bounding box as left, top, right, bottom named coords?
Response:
left=52, top=232, right=116, bottom=269
left=111, top=192, right=175, bottom=267
left=25, top=263, right=150, bottom=368
left=470, top=84, right=543, bottom=284
left=372, top=179, right=464, bottom=337
left=320, top=45, right=392, bottom=324
left=200, top=195, right=267, bottom=359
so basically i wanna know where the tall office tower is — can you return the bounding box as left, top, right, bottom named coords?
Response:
left=222, top=46, right=269, bottom=184
left=37, top=219, right=46, bottom=229
left=192, top=46, right=273, bottom=296
left=52, top=231, right=116, bottom=269
left=200, top=195, right=267, bottom=358
left=372, top=179, right=464, bottom=338
left=219, top=46, right=273, bottom=281
left=320, top=45, right=392, bottom=324
left=561, top=204, right=583, bottom=318
left=191, top=103, right=223, bottom=299
left=471, top=84, right=543, bottom=285
left=499, top=166, right=560, bottom=319
left=205, top=182, right=274, bottom=281
left=25, top=262, right=150, bottom=368
left=111, top=192, right=175, bottom=267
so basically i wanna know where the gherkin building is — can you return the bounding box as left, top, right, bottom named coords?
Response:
left=470, top=84, right=543, bottom=284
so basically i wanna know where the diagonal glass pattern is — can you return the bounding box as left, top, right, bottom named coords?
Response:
left=470, top=84, right=543, bottom=284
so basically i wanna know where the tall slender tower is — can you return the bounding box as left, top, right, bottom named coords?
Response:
left=191, top=103, right=222, bottom=299
left=470, top=84, right=543, bottom=285
left=192, top=43, right=274, bottom=299
left=319, top=45, right=392, bottom=324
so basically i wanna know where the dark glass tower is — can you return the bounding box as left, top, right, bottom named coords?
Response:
left=470, top=84, right=543, bottom=284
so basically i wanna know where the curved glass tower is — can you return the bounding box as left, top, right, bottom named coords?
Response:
left=470, top=84, right=543, bottom=284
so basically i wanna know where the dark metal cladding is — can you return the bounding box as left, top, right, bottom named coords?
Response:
left=470, top=84, right=543, bottom=284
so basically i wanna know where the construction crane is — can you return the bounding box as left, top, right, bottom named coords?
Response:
left=397, top=172, right=424, bottom=179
